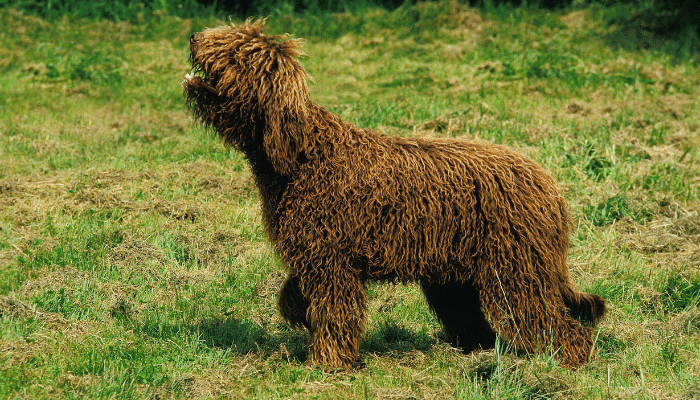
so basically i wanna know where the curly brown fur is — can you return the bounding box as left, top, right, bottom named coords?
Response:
left=183, top=19, right=606, bottom=369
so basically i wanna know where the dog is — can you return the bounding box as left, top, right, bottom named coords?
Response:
left=182, top=19, right=606, bottom=369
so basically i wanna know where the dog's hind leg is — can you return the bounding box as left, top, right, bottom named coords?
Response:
left=478, top=266, right=594, bottom=369
left=421, top=280, right=497, bottom=352
left=278, top=275, right=311, bottom=330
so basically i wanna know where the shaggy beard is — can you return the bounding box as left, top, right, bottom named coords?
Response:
left=182, top=73, right=220, bottom=127
left=183, top=84, right=263, bottom=154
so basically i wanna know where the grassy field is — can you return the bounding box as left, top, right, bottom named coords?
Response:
left=1, top=1, right=699, bottom=398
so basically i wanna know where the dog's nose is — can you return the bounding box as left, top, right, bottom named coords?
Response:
left=189, top=32, right=202, bottom=56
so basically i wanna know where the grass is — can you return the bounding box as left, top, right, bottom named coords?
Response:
left=1, top=1, right=700, bottom=398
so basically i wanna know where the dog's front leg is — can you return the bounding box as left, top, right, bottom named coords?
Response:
left=305, top=270, right=367, bottom=369
left=278, top=274, right=311, bottom=330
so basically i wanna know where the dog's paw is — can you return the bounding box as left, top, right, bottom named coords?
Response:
left=181, top=73, right=196, bottom=89
left=181, top=73, right=219, bottom=95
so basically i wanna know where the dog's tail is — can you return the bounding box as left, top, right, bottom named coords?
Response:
left=561, top=283, right=606, bottom=327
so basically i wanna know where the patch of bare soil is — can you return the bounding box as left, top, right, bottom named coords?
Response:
left=668, top=309, right=700, bottom=336
left=0, top=294, right=96, bottom=333
left=461, top=349, right=573, bottom=397
left=64, top=163, right=250, bottom=221
left=12, top=266, right=121, bottom=324
left=178, top=361, right=265, bottom=398
left=175, top=229, right=249, bottom=266
left=69, top=185, right=209, bottom=223
left=0, top=295, right=35, bottom=319
left=461, top=349, right=521, bottom=380
left=566, top=101, right=592, bottom=116
left=408, top=107, right=499, bottom=139
left=0, top=178, right=20, bottom=196
left=415, top=0, right=486, bottom=30
left=0, top=163, right=251, bottom=246
left=0, top=294, right=106, bottom=396
left=253, top=269, right=287, bottom=301
left=15, top=267, right=88, bottom=301
left=520, top=369, right=573, bottom=400
left=105, top=236, right=170, bottom=271
left=10, top=228, right=243, bottom=319
left=104, top=234, right=226, bottom=282
left=560, top=10, right=589, bottom=30
left=0, top=176, right=68, bottom=207
left=614, top=198, right=700, bottom=268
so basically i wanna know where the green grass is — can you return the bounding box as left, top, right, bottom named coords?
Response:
left=1, top=1, right=700, bottom=398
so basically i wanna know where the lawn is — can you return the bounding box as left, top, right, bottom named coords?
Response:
left=1, top=1, right=699, bottom=398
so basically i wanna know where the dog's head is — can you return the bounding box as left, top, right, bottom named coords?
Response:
left=183, top=20, right=311, bottom=175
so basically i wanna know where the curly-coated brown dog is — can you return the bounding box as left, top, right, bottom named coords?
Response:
left=182, top=20, right=606, bottom=369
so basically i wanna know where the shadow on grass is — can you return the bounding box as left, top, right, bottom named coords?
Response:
left=134, top=316, right=439, bottom=362
left=134, top=316, right=306, bottom=360
left=604, top=17, right=700, bottom=62
left=361, top=321, right=437, bottom=355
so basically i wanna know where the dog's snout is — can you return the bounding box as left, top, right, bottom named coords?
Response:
left=190, top=32, right=202, bottom=44
left=189, top=32, right=202, bottom=56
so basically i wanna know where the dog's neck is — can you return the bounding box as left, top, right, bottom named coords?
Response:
left=233, top=102, right=358, bottom=240
left=246, top=148, right=291, bottom=242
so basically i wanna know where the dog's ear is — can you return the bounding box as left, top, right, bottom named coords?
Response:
left=262, top=79, right=309, bottom=175
left=257, top=41, right=312, bottom=176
